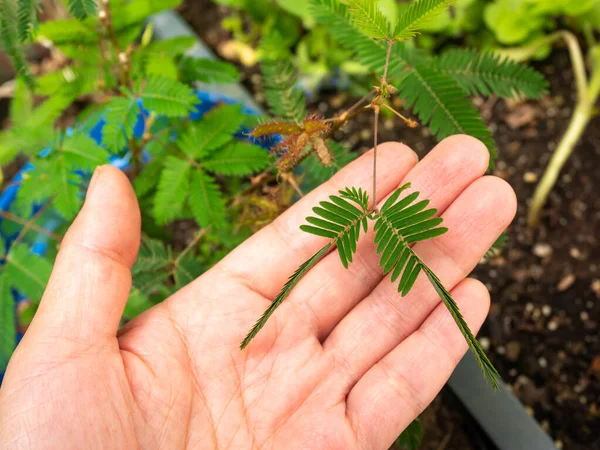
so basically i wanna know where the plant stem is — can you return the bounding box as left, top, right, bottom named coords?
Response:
left=9, top=202, right=51, bottom=251
left=528, top=63, right=600, bottom=227
left=527, top=35, right=600, bottom=227
left=371, top=39, right=394, bottom=210
left=174, top=228, right=209, bottom=267
left=0, top=211, right=63, bottom=242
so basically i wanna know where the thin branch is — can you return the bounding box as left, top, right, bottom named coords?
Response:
left=173, top=228, right=209, bottom=267
left=381, top=103, right=418, bottom=128
left=9, top=202, right=52, bottom=251
left=382, top=39, right=393, bottom=83
left=372, top=39, right=394, bottom=211
left=0, top=211, right=63, bottom=242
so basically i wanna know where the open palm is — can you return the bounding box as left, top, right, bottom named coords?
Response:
left=0, top=136, right=515, bottom=449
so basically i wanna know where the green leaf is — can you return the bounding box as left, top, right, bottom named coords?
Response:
left=374, top=184, right=500, bottom=388
left=434, top=49, right=549, bottom=99
left=37, top=19, right=98, bottom=44
left=154, top=156, right=191, bottom=224
left=139, top=76, right=197, bottom=118
left=5, top=244, right=52, bottom=301
left=240, top=243, right=332, bottom=349
left=393, top=0, right=456, bottom=41
left=395, top=418, right=423, bottom=450
left=133, top=237, right=172, bottom=274
left=124, top=288, right=154, bottom=318
left=423, top=264, right=500, bottom=389
left=301, top=187, right=370, bottom=268
left=261, top=58, right=306, bottom=123
left=484, top=231, right=507, bottom=261
left=203, top=142, right=269, bottom=175
left=59, top=132, right=109, bottom=170
left=177, top=104, right=245, bottom=160
left=10, top=78, right=33, bottom=123
left=188, top=169, right=225, bottom=228
left=396, top=64, right=496, bottom=160
left=174, top=253, right=203, bottom=288
left=145, top=36, right=196, bottom=54
left=0, top=274, right=16, bottom=372
left=110, top=0, right=181, bottom=31
left=66, top=0, right=97, bottom=20
left=103, top=97, right=140, bottom=151
left=17, top=0, right=41, bottom=42
left=178, top=56, right=240, bottom=84
left=309, top=0, right=416, bottom=77
left=346, top=0, right=391, bottom=40
left=133, top=158, right=163, bottom=197
left=0, top=0, right=34, bottom=86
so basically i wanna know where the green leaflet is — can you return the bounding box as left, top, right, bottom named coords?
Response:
left=154, top=156, right=191, bottom=224
left=261, top=59, right=306, bottom=123
left=189, top=169, right=225, bottom=228
left=5, top=244, right=52, bottom=302
left=393, top=0, right=456, bottom=41
left=434, top=49, right=549, bottom=99
left=178, top=56, right=240, bottom=84
left=346, top=0, right=391, bottom=40
left=240, top=243, right=332, bottom=350
left=242, top=183, right=500, bottom=389
left=300, top=187, right=370, bottom=268
left=66, top=0, right=97, bottom=20
left=177, top=104, right=246, bottom=160
left=396, top=64, right=497, bottom=160
left=103, top=97, right=140, bottom=151
left=202, top=141, right=269, bottom=176
left=139, top=76, right=197, bottom=118
left=0, top=273, right=16, bottom=372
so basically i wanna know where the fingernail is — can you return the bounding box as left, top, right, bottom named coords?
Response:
left=88, top=165, right=104, bottom=196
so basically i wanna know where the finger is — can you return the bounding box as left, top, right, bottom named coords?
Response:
left=346, top=278, right=490, bottom=450
left=217, top=142, right=418, bottom=299
left=28, top=166, right=141, bottom=343
left=322, top=176, right=516, bottom=391
left=281, top=135, right=490, bottom=339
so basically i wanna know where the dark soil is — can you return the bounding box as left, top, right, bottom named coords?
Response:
left=182, top=2, right=600, bottom=448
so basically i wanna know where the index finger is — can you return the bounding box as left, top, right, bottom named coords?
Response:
left=216, top=143, right=418, bottom=299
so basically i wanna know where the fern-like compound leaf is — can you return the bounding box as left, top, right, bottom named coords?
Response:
left=0, top=0, right=34, bottom=87
left=375, top=183, right=500, bottom=388
left=262, top=59, right=306, bottom=123
left=393, top=0, right=456, bottom=41
left=154, top=156, right=191, bottom=224
left=66, top=0, right=97, bottom=20
left=346, top=0, right=391, bottom=40
left=240, top=243, right=332, bottom=349
left=422, top=265, right=500, bottom=389
left=310, top=0, right=410, bottom=76
left=484, top=231, right=507, bottom=261
left=103, top=97, right=140, bottom=151
left=139, top=76, right=197, bottom=118
left=177, top=104, right=246, bottom=160
left=396, top=65, right=497, bottom=160
left=300, top=188, right=370, bottom=268
left=189, top=169, right=226, bottom=228
left=434, top=49, right=549, bottom=99
left=178, top=56, right=240, bottom=85
left=394, top=418, right=424, bottom=450
left=203, top=142, right=269, bottom=176
left=17, top=0, right=41, bottom=42
left=4, top=244, right=52, bottom=302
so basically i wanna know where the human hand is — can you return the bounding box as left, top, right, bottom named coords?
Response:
left=0, top=136, right=516, bottom=449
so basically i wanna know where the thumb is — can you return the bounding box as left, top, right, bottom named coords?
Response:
left=28, top=165, right=141, bottom=344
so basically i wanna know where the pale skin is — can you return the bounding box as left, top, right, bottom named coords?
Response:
left=0, top=135, right=516, bottom=449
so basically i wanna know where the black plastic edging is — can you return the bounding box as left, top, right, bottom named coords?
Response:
left=149, top=10, right=558, bottom=450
